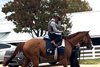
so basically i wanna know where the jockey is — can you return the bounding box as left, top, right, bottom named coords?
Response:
left=48, top=12, right=63, bottom=47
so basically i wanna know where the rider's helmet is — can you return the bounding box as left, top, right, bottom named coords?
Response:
left=52, top=12, right=60, bottom=18
left=52, top=12, right=60, bottom=21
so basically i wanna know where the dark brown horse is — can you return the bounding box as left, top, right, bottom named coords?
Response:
left=3, top=31, right=93, bottom=67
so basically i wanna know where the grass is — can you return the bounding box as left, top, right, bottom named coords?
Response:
left=80, top=58, right=100, bottom=64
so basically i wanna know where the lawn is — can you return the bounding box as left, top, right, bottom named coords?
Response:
left=80, top=58, right=100, bottom=64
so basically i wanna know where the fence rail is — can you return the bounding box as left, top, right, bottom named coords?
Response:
left=80, top=45, right=100, bottom=59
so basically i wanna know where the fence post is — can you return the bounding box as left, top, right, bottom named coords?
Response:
left=92, top=46, right=95, bottom=59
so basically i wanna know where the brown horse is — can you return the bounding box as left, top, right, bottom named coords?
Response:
left=3, top=31, right=93, bottom=67
left=3, top=42, right=25, bottom=66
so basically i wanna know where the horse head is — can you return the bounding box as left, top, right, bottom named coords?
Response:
left=80, top=31, right=93, bottom=49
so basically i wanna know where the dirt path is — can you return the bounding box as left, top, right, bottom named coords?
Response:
left=0, top=64, right=100, bottom=67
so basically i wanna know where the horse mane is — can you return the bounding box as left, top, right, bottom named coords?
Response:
left=66, top=32, right=79, bottom=39
left=66, top=31, right=89, bottom=39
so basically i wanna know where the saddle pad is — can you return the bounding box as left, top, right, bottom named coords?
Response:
left=45, top=39, right=55, bottom=55
left=44, top=39, right=65, bottom=55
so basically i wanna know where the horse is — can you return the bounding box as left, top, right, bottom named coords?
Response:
left=3, top=31, right=93, bottom=67
left=3, top=42, right=25, bottom=66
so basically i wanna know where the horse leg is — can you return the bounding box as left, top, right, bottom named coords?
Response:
left=22, top=58, right=30, bottom=67
left=59, top=58, right=68, bottom=67
left=31, top=55, right=39, bottom=67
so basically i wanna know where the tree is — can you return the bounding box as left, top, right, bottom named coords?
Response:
left=2, top=0, right=92, bottom=37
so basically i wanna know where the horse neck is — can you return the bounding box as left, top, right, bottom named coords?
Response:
left=65, top=33, right=85, bottom=48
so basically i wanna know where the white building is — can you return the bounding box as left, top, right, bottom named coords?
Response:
left=71, top=11, right=100, bottom=36
left=0, top=21, right=32, bottom=43
left=0, top=11, right=100, bottom=44
left=70, top=11, right=100, bottom=45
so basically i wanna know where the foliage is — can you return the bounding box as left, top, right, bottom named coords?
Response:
left=2, top=0, right=92, bottom=37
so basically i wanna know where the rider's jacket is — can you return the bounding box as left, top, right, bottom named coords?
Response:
left=48, top=18, right=62, bottom=35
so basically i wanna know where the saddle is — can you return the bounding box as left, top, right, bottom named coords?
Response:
left=44, top=35, right=64, bottom=60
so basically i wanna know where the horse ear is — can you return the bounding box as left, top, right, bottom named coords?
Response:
left=87, top=30, right=90, bottom=33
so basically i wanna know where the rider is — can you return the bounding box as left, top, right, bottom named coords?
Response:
left=48, top=12, right=63, bottom=47
left=70, top=43, right=80, bottom=67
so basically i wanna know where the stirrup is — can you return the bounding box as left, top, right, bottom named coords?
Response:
left=54, top=48, right=58, bottom=60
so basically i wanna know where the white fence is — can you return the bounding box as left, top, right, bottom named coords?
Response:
left=80, top=45, right=100, bottom=59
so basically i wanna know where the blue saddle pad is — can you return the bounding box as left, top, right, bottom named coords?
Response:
left=44, top=38, right=65, bottom=55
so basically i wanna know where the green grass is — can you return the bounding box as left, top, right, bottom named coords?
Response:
left=80, top=58, right=100, bottom=64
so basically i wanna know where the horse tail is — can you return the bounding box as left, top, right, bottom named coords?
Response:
left=3, top=42, right=25, bottom=66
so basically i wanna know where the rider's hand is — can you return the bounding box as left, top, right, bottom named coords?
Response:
left=60, top=31, right=63, bottom=33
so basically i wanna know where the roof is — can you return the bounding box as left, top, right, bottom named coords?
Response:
left=0, top=20, right=38, bottom=43
left=70, top=11, right=100, bottom=36
left=0, top=21, right=15, bottom=32
left=0, top=30, right=33, bottom=43
left=91, top=35, right=100, bottom=38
